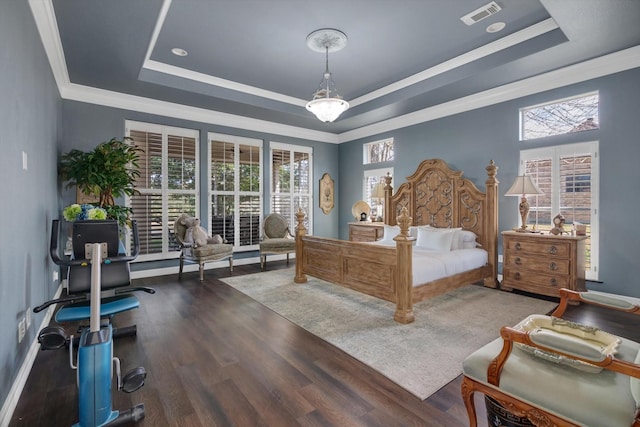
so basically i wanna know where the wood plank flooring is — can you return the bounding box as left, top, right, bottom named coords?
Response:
left=9, top=262, right=639, bottom=426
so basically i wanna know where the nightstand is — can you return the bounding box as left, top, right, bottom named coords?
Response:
left=348, top=222, right=384, bottom=242
left=501, top=231, right=587, bottom=298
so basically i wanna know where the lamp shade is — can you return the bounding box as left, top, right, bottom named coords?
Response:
left=305, top=97, right=349, bottom=123
left=371, top=182, right=385, bottom=200
left=505, top=175, right=543, bottom=196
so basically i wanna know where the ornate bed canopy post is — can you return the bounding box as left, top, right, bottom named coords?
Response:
left=383, top=173, right=393, bottom=225
left=484, top=160, right=499, bottom=288
left=294, top=208, right=308, bottom=284
left=394, top=207, right=415, bottom=324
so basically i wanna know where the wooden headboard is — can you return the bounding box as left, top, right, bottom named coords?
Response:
left=383, top=159, right=499, bottom=278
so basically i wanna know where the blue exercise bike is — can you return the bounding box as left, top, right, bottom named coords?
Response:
left=35, top=219, right=154, bottom=426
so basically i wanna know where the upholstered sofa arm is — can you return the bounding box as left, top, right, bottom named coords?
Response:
left=552, top=288, right=640, bottom=318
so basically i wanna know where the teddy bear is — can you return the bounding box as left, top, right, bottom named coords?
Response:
left=178, top=213, right=224, bottom=247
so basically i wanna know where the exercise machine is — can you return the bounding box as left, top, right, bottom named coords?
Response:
left=34, top=219, right=153, bottom=426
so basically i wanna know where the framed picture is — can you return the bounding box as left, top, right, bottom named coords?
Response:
left=319, top=173, right=334, bottom=214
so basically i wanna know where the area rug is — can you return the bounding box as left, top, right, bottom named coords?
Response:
left=220, top=269, right=557, bottom=400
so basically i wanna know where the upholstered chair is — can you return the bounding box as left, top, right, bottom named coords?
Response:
left=259, top=213, right=295, bottom=271
left=173, top=214, right=233, bottom=281
left=462, top=288, right=640, bottom=427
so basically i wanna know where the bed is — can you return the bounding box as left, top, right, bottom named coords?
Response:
left=294, top=158, right=499, bottom=324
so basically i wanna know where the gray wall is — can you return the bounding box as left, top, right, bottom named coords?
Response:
left=339, top=67, right=640, bottom=297
left=60, top=101, right=341, bottom=269
left=0, top=0, right=61, bottom=414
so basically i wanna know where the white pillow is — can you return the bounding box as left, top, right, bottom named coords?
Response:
left=415, top=227, right=457, bottom=251
left=451, top=230, right=479, bottom=250
left=380, top=224, right=400, bottom=242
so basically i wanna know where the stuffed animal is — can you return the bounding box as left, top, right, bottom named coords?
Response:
left=178, top=213, right=224, bottom=247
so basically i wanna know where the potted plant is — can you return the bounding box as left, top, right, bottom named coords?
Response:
left=59, top=137, right=141, bottom=228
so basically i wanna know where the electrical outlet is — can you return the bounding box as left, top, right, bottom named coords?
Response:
left=18, top=318, right=26, bottom=343
left=26, top=308, right=31, bottom=329
left=53, top=270, right=59, bottom=282
left=498, top=254, right=503, bottom=263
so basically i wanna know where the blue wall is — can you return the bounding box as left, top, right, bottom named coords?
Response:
left=339, top=68, right=640, bottom=297
left=0, top=0, right=61, bottom=415
left=60, top=101, right=341, bottom=269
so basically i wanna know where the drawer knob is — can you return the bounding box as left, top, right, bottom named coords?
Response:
left=515, top=257, right=521, bottom=265
left=550, top=278, right=557, bottom=286
left=514, top=272, right=521, bottom=280
left=515, top=242, right=521, bottom=250
left=549, top=262, right=557, bottom=271
left=548, top=245, right=557, bottom=254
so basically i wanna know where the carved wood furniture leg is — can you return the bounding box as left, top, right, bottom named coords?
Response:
left=460, top=377, right=478, bottom=427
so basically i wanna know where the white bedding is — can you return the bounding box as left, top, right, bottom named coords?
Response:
left=367, top=240, right=488, bottom=286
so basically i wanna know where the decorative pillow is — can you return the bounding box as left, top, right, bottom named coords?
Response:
left=514, top=314, right=620, bottom=373
left=415, top=227, right=457, bottom=251
left=451, top=230, right=479, bottom=250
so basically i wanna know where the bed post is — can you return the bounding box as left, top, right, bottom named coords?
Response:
left=294, top=208, right=308, bottom=284
left=383, top=173, right=393, bottom=225
left=394, top=207, right=415, bottom=324
left=484, top=160, right=499, bottom=288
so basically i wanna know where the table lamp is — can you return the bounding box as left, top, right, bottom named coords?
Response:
left=505, top=175, right=543, bottom=232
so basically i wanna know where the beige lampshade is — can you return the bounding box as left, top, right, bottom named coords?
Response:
left=372, top=182, right=385, bottom=200
left=505, top=175, right=543, bottom=196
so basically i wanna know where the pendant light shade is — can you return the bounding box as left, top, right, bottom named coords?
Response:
left=305, top=29, right=349, bottom=123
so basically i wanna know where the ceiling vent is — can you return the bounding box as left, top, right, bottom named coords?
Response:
left=460, top=1, right=502, bottom=26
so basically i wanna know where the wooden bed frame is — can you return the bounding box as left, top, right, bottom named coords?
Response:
left=294, top=159, right=499, bottom=324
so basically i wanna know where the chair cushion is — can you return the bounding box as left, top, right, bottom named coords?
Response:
left=463, top=326, right=640, bottom=427
left=192, top=243, right=233, bottom=258
left=260, top=238, right=295, bottom=253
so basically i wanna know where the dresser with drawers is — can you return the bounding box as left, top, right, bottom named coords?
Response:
left=348, top=222, right=384, bottom=242
left=501, top=231, right=587, bottom=298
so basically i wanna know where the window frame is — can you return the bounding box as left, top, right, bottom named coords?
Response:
left=363, top=137, right=394, bottom=165
left=269, top=141, right=313, bottom=234
left=208, top=132, right=263, bottom=252
left=125, top=120, right=199, bottom=262
left=519, top=91, right=599, bottom=141
left=363, top=167, right=393, bottom=220
left=519, top=141, right=599, bottom=280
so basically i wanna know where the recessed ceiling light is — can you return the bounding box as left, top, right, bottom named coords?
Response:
left=171, top=48, right=188, bottom=57
left=486, top=22, right=506, bottom=33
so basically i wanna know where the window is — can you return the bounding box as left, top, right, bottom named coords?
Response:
left=363, top=138, right=394, bottom=164
left=364, top=168, right=393, bottom=221
left=270, top=142, right=312, bottom=233
left=520, top=92, right=599, bottom=140
left=209, top=133, right=262, bottom=250
left=520, top=141, right=599, bottom=280
left=126, top=121, right=199, bottom=261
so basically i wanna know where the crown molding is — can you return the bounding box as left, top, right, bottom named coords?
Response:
left=348, top=18, right=559, bottom=108
left=29, top=0, right=640, bottom=145
left=338, top=45, right=640, bottom=143
left=60, top=83, right=340, bottom=143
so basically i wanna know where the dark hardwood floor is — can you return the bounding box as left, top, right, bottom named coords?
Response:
left=9, top=262, right=639, bottom=427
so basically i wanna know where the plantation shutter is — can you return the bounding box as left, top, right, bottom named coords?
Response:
left=270, top=142, right=312, bottom=232
left=521, top=142, right=598, bottom=280
left=127, top=122, right=198, bottom=260
left=209, top=134, right=262, bottom=249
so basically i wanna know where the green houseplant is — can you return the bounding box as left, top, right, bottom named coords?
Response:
left=59, top=137, right=142, bottom=227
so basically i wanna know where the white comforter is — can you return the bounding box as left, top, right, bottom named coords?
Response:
left=367, top=241, right=488, bottom=286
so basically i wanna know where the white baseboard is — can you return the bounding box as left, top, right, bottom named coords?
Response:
left=130, top=253, right=293, bottom=279
left=0, top=285, right=62, bottom=427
